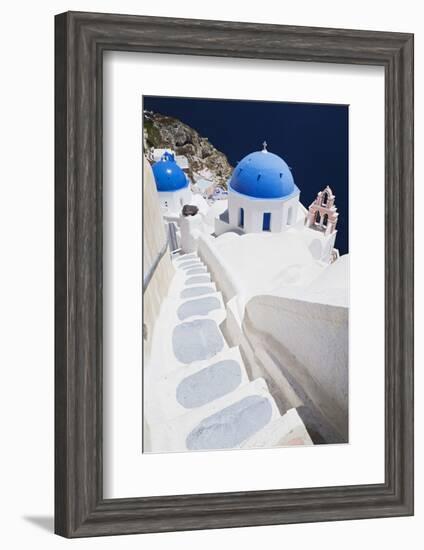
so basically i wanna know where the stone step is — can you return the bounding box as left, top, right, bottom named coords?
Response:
left=149, top=377, right=280, bottom=453
left=168, top=269, right=217, bottom=298
left=184, top=273, right=212, bottom=286
left=241, top=408, right=313, bottom=449
left=180, top=284, right=217, bottom=299
left=171, top=318, right=228, bottom=366
left=172, top=258, right=213, bottom=288
left=174, top=256, right=209, bottom=276
left=182, top=265, right=209, bottom=277
left=166, top=288, right=226, bottom=326
left=177, top=293, right=225, bottom=322
left=175, top=258, right=205, bottom=271
left=175, top=252, right=199, bottom=263
left=145, top=347, right=249, bottom=424
left=148, top=284, right=229, bottom=376
left=168, top=279, right=217, bottom=300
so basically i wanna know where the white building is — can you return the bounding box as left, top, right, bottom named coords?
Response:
left=215, top=143, right=301, bottom=235
left=151, top=151, right=192, bottom=213
left=213, top=144, right=340, bottom=264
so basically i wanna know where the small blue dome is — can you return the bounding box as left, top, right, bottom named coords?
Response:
left=152, top=153, right=189, bottom=192
left=229, top=150, right=297, bottom=199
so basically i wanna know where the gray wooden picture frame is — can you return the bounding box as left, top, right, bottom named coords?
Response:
left=55, top=11, right=414, bottom=538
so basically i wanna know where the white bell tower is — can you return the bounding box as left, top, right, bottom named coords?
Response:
left=305, top=186, right=340, bottom=263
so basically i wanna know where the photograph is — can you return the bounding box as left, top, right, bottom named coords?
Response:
left=142, top=96, right=349, bottom=453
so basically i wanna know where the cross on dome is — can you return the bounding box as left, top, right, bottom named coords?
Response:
left=262, top=140, right=268, bottom=152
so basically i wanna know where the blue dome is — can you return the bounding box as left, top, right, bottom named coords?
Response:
left=229, top=150, right=297, bottom=199
left=152, top=153, right=189, bottom=192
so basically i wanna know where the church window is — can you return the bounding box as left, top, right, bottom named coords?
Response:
left=239, top=208, right=244, bottom=228
left=287, top=207, right=293, bottom=225
left=263, top=212, right=271, bottom=231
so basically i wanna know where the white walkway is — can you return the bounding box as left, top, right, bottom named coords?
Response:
left=144, top=252, right=312, bottom=453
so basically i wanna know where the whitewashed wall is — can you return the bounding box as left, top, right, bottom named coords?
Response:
left=143, top=158, right=175, bottom=357
left=243, top=294, right=349, bottom=440
left=228, top=189, right=300, bottom=233
left=158, top=186, right=191, bottom=214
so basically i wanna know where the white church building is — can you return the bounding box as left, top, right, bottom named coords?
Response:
left=212, top=142, right=340, bottom=263
left=216, top=142, right=300, bottom=234
left=149, top=144, right=340, bottom=262
left=151, top=151, right=192, bottom=213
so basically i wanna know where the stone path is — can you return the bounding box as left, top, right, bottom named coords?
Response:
left=145, top=251, right=313, bottom=453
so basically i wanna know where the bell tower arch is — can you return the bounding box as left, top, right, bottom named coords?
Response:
left=305, top=186, right=339, bottom=236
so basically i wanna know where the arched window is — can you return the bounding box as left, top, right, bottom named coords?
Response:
left=239, top=208, right=244, bottom=228
left=322, top=192, right=328, bottom=206
left=323, top=213, right=329, bottom=227
left=287, top=207, right=293, bottom=226
left=263, top=212, right=271, bottom=231
left=315, top=211, right=321, bottom=224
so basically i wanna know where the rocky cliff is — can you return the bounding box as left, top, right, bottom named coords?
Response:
left=144, top=110, right=233, bottom=189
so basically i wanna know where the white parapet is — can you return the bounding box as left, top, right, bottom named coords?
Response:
left=179, top=212, right=203, bottom=254
left=242, top=408, right=313, bottom=448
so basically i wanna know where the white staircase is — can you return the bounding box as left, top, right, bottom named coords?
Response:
left=145, top=251, right=312, bottom=453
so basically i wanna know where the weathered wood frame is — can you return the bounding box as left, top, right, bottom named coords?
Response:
left=55, top=11, right=414, bottom=537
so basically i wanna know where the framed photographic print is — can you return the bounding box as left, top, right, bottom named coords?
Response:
left=55, top=11, right=414, bottom=537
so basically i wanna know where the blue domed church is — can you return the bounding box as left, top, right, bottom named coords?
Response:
left=216, top=143, right=301, bottom=235
left=152, top=152, right=191, bottom=213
